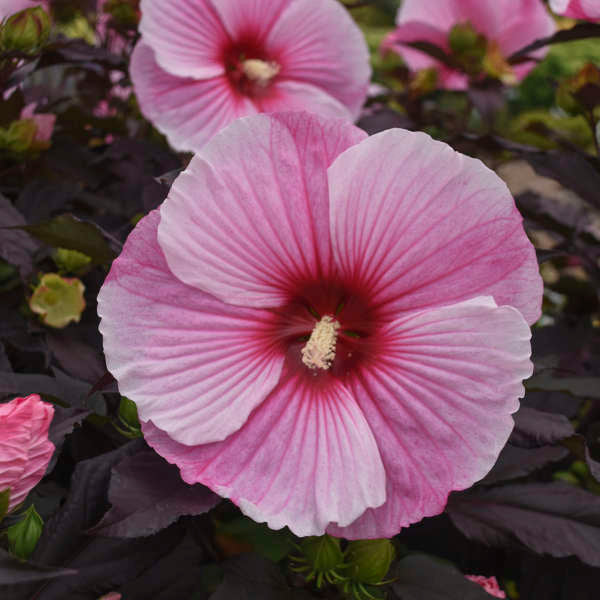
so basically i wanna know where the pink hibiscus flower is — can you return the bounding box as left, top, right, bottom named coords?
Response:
left=383, top=0, right=555, bottom=90
left=550, top=0, right=600, bottom=19
left=130, top=0, right=370, bottom=153
left=466, top=575, right=507, bottom=598
left=0, top=0, right=47, bottom=20
left=0, top=394, right=54, bottom=513
left=98, top=112, right=541, bottom=538
left=21, top=102, right=56, bottom=144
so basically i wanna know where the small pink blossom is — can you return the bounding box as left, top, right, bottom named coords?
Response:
left=383, top=0, right=555, bottom=89
left=0, top=0, right=48, bottom=20
left=98, top=112, right=541, bottom=537
left=0, top=394, right=54, bottom=513
left=130, top=0, right=370, bottom=152
left=20, top=102, right=55, bottom=143
left=466, top=575, right=507, bottom=598
left=97, top=593, right=122, bottom=600
left=550, top=0, right=600, bottom=19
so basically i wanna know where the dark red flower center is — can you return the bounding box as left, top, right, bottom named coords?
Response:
left=272, top=279, right=381, bottom=379
left=223, top=39, right=280, bottom=98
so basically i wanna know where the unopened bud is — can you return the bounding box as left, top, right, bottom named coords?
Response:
left=345, top=539, right=395, bottom=585
left=448, top=22, right=487, bottom=77
left=53, top=248, right=92, bottom=273
left=1, top=6, right=50, bottom=54
left=7, top=505, right=43, bottom=560
left=29, top=273, right=86, bottom=328
left=300, top=535, right=344, bottom=573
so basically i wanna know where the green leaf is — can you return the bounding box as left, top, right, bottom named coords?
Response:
left=14, top=214, right=118, bottom=265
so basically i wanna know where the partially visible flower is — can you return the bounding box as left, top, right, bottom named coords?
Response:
left=20, top=102, right=55, bottom=146
left=382, top=0, right=555, bottom=89
left=130, top=0, right=370, bottom=152
left=98, top=112, right=541, bottom=538
left=550, top=0, right=600, bottom=19
left=29, top=273, right=86, bottom=328
left=466, top=575, right=507, bottom=598
left=98, top=593, right=122, bottom=600
left=0, top=395, right=54, bottom=513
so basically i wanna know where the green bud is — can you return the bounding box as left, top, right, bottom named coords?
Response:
left=345, top=539, right=395, bottom=585
left=53, top=248, right=92, bottom=273
left=118, top=396, right=141, bottom=436
left=7, top=505, right=43, bottom=560
left=570, top=460, right=589, bottom=479
left=300, top=535, right=344, bottom=573
left=0, top=488, right=10, bottom=524
left=29, top=273, right=86, bottom=328
left=1, top=6, right=50, bottom=54
left=447, top=21, right=487, bottom=77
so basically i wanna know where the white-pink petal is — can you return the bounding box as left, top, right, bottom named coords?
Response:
left=330, top=297, right=532, bottom=538
left=328, top=128, right=542, bottom=325
left=265, top=0, right=371, bottom=119
left=97, top=210, right=285, bottom=446
left=158, top=112, right=366, bottom=308
left=143, top=371, right=386, bottom=537
left=139, top=0, right=228, bottom=79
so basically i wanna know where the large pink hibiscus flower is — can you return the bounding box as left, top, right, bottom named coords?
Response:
left=98, top=112, right=541, bottom=538
left=0, top=394, right=54, bottom=513
left=383, top=0, right=555, bottom=90
left=130, top=0, right=370, bottom=153
left=550, top=0, right=600, bottom=19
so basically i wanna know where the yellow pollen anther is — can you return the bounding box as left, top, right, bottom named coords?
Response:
left=301, top=316, right=340, bottom=371
left=241, top=58, right=280, bottom=87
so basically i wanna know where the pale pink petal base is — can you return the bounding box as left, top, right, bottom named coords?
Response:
left=0, top=395, right=54, bottom=512
left=329, top=297, right=532, bottom=539
left=130, top=42, right=256, bottom=153
left=97, top=210, right=285, bottom=446
left=143, top=371, right=386, bottom=537
left=328, top=128, right=542, bottom=325
left=158, top=112, right=365, bottom=308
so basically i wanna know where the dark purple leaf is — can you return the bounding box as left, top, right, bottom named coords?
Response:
left=481, top=444, right=569, bottom=485
left=527, top=374, right=600, bottom=399
left=46, top=406, right=91, bottom=472
left=210, top=554, right=314, bottom=600
left=447, top=482, right=600, bottom=566
left=16, top=214, right=118, bottom=265
left=0, top=194, right=39, bottom=277
left=405, top=41, right=456, bottom=69
left=0, top=549, right=76, bottom=586
left=32, top=440, right=144, bottom=567
left=509, top=23, right=600, bottom=63
left=357, top=107, right=414, bottom=135
left=390, top=554, right=492, bottom=600
left=468, top=81, right=505, bottom=125
left=510, top=407, right=575, bottom=448
left=91, top=448, right=219, bottom=538
left=47, top=331, right=106, bottom=384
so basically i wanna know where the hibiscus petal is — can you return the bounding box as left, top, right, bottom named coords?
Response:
left=130, top=42, right=256, bottom=153
left=265, top=0, right=371, bottom=119
left=158, top=112, right=366, bottom=308
left=329, top=297, right=532, bottom=538
left=212, top=0, right=290, bottom=42
left=328, top=128, right=542, bottom=325
left=143, top=371, right=386, bottom=537
left=257, top=80, right=352, bottom=120
left=98, top=210, right=285, bottom=446
left=139, top=0, right=229, bottom=79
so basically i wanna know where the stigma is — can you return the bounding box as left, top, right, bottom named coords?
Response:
left=241, top=58, right=280, bottom=87
left=301, top=316, right=340, bottom=371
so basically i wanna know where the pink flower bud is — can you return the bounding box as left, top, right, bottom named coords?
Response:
left=0, top=395, right=54, bottom=514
